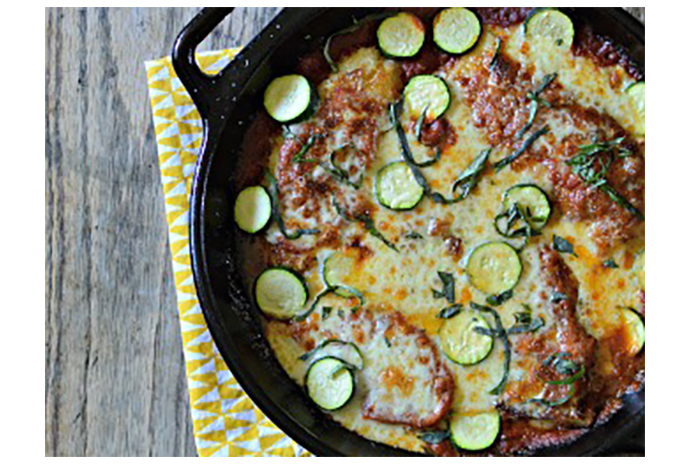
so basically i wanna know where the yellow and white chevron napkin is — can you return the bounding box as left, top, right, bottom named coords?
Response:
left=145, top=49, right=310, bottom=457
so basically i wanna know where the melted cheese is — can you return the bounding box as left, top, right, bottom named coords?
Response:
left=263, top=23, right=644, bottom=453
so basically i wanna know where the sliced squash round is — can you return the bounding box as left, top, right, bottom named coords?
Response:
left=263, top=74, right=314, bottom=123
left=450, top=410, right=501, bottom=451
left=305, top=357, right=355, bottom=411
left=433, top=8, right=482, bottom=55
left=627, top=81, right=645, bottom=136
left=525, top=8, right=575, bottom=49
left=440, top=311, right=494, bottom=366
left=255, top=268, right=308, bottom=319
left=502, top=184, right=551, bottom=230
left=234, top=186, right=272, bottom=233
left=404, top=75, right=451, bottom=120
left=377, top=13, right=426, bottom=58
left=621, top=308, right=645, bottom=355
left=376, top=161, right=425, bottom=210
left=467, top=242, right=522, bottom=295
left=323, top=252, right=358, bottom=297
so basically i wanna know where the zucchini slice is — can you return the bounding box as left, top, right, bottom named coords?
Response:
left=467, top=242, right=522, bottom=295
left=323, top=252, right=357, bottom=297
left=255, top=268, right=308, bottom=319
left=502, top=184, right=551, bottom=230
left=450, top=410, right=501, bottom=451
left=525, top=9, right=574, bottom=49
left=263, top=75, right=315, bottom=123
left=234, top=186, right=272, bottom=233
left=440, top=311, right=494, bottom=366
left=433, top=8, right=482, bottom=55
left=305, top=357, right=355, bottom=411
left=627, top=81, right=645, bottom=135
left=376, top=161, right=425, bottom=210
left=377, top=12, right=426, bottom=58
left=621, top=308, right=645, bottom=355
left=404, top=75, right=451, bottom=120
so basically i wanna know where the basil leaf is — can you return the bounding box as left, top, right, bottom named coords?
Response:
left=404, top=231, right=424, bottom=240
left=266, top=171, right=320, bottom=240
left=432, top=271, right=455, bottom=304
left=602, top=259, right=619, bottom=269
left=419, top=430, right=450, bottom=445
left=494, top=126, right=549, bottom=172
left=331, top=196, right=398, bottom=252
left=551, top=292, right=569, bottom=303
left=437, top=304, right=463, bottom=319
left=553, top=235, right=577, bottom=256
left=322, top=306, right=333, bottom=320
left=470, top=302, right=511, bottom=395
left=487, top=289, right=514, bottom=307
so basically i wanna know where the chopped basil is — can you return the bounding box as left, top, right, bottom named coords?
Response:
left=331, top=196, right=398, bottom=252
left=266, top=171, right=320, bottom=240
left=516, top=73, right=556, bottom=139
left=404, top=231, right=424, bottom=240
left=470, top=302, right=511, bottom=395
left=489, top=37, right=502, bottom=72
left=553, top=235, right=577, bottom=256
left=419, top=430, right=451, bottom=445
left=449, top=148, right=491, bottom=200
left=529, top=384, right=576, bottom=407
left=432, top=271, right=455, bottom=304
left=551, top=292, right=569, bottom=303
left=494, top=126, right=549, bottom=172
left=487, top=289, right=514, bottom=307
left=322, top=306, right=333, bottom=320
left=566, top=137, right=643, bottom=220
left=507, top=316, right=545, bottom=334
left=437, top=304, right=463, bottom=319
left=603, top=259, right=619, bottom=269
left=384, top=336, right=392, bottom=348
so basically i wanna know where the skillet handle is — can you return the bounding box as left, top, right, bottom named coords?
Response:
left=172, top=7, right=235, bottom=119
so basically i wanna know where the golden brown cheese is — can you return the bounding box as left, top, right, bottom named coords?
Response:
left=254, top=10, right=644, bottom=455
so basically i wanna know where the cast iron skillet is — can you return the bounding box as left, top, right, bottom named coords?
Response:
left=172, top=7, right=644, bottom=456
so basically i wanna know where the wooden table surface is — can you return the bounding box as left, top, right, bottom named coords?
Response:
left=45, top=7, right=645, bottom=457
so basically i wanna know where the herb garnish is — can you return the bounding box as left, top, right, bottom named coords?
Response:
left=404, top=231, right=424, bottom=240
left=494, top=203, right=542, bottom=249
left=419, top=430, right=451, bottom=445
left=494, top=126, right=549, bottom=172
left=470, top=302, right=511, bottom=395
left=390, top=99, right=442, bottom=170
left=507, top=316, right=545, bottom=334
left=332, top=196, right=398, bottom=252
left=384, top=336, right=392, bottom=348
left=516, top=73, right=557, bottom=139
left=448, top=148, right=491, bottom=201
left=322, top=306, right=333, bottom=320
left=437, top=304, right=463, bottom=319
left=266, top=172, right=319, bottom=240
left=553, top=235, right=577, bottom=256
left=292, top=136, right=362, bottom=189
left=551, top=292, right=569, bottom=303
left=566, top=137, right=643, bottom=220
left=432, top=271, right=455, bottom=303
left=298, top=338, right=365, bottom=369
left=602, top=259, right=619, bottom=269
left=487, top=289, right=514, bottom=307
left=489, top=37, right=502, bottom=72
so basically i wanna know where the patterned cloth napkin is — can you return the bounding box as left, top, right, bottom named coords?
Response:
left=145, top=49, right=309, bottom=457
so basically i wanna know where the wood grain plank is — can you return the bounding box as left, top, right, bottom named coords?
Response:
left=45, top=7, right=643, bottom=457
